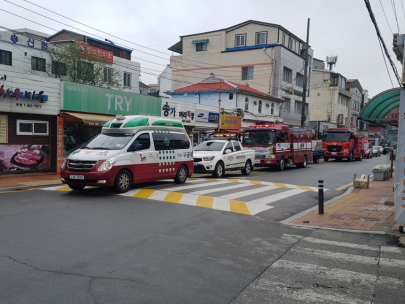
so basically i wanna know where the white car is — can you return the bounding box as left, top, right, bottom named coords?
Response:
left=193, top=140, right=255, bottom=178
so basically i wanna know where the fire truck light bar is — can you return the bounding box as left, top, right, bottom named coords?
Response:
left=249, top=124, right=275, bottom=128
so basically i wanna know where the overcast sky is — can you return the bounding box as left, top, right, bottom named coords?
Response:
left=2, top=0, right=404, bottom=98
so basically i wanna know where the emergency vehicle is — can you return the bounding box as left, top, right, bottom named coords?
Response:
left=241, top=123, right=313, bottom=171
left=322, top=128, right=364, bottom=162
left=60, top=115, right=194, bottom=193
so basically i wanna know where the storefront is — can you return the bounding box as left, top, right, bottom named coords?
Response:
left=61, top=82, right=162, bottom=157
left=0, top=73, right=61, bottom=174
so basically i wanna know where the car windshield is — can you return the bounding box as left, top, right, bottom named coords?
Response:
left=82, top=133, right=134, bottom=150
left=242, top=131, right=275, bottom=146
left=324, top=132, right=350, bottom=141
left=194, top=141, right=225, bottom=151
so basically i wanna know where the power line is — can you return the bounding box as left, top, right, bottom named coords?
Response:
left=401, top=0, right=405, bottom=19
left=364, top=0, right=403, bottom=88
left=391, top=0, right=401, bottom=34
left=378, top=38, right=394, bottom=87
left=379, top=0, right=394, bottom=34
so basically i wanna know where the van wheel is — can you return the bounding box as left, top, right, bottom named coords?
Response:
left=174, top=165, right=188, bottom=184
left=241, top=160, right=252, bottom=175
left=278, top=157, right=285, bottom=171
left=213, top=162, right=224, bottom=178
left=68, top=184, right=85, bottom=191
left=114, top=170, right=132, bottom=193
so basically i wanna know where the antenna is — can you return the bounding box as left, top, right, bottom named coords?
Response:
left=326, top=55, right=338, bottom=71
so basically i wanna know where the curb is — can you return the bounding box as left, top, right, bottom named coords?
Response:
left=0, top=183, right=62, bottom=192
left=280, top=186, right=388, bottom=235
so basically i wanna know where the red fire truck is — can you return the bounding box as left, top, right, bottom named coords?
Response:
left=322, top=128, right=364, bottom=162
left=241, top=123, right=313, bottom=171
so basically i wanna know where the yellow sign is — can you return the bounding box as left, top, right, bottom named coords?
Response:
left=220, top=115, right=241, bottom=130
left=0, top=115, right=7, bottom=143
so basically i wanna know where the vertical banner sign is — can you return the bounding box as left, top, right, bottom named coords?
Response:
left=0, top=115, right=7, bottom=143
left=57, top=116, right=64, bottom=172
left=395, top=90, right=405, bottom=222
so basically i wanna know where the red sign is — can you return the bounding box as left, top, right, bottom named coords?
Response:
left=57, top=116, right=64, bottom=172
left=77, top=43, right=114, bottom=64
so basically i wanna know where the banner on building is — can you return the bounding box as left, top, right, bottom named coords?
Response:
left=395, top=90, right=405, bottom=222
left=62, top=82, right=162, bottom=116
left=57, top=116, right=64, bottom=172
left=220, top=115, right=241, bottom=130
left=0, top=115, right=7, bottom=143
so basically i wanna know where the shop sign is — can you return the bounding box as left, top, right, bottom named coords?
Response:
left=63, top=82, right=161, bottom=116
left=8, top=32, right=48, bottom=50
left=77, top=43, right=114, bottom=64
left=395, top=89, right=405, bottom=222
left=0, top=85, right=48, bottom=102
left=0, top=144, right=51, bottom=172
left=196, top=109, right=219, bottom=123
left=57, top=116, right=64, bottom=172
left=220, top=115, right=241, bottom=129
left=0, top=115, right=7, bottom=143
left=162, top=101, right=195, bottom=123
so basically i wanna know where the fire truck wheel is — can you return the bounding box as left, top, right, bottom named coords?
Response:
left=313, top=156, right=319, bottom=163
left=68, top=184, right=85, bottom=191
left=213, top=162, right=225, bottom=178
left=241, top=160, right=252, bottom=175
left=174, top=165, right=188, bottom=184
left=297, top=155, right=307, bottom=168
left=278, top=157, right=285, bottom=171
left=114, top=170, right=133, bottom=193
left=324, top=157, right=329, bottom=162
left=347, top=152, right=354, bottom=162
left=356, top=153, right=363, bottom=161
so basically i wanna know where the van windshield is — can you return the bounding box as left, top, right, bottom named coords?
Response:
left=324, top=131, right=350, bottom=141
left=194, top=141, right=224, bottom=151
left=82, top=133, right=134, bottom=150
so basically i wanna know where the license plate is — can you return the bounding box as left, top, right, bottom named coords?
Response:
left=255, top=160, right=261, bottom=164
left=331, top=152, right=337, bottom=155
left=70, top=175, right=84, bottom=180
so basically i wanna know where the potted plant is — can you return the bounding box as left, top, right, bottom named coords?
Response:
left=372, top=164, right=391, bottom=181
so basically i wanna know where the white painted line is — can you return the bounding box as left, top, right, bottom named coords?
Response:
left=41, top=185, right=68, bottom=191
left=302, top=237, right=379, bottom=251
left=291, top=247, right=378, bottom=265
left=219, top=185, right=278, bottom=199
left=248, top=188, right=306, bottom=205
left=212, top=197, right=231, bottom=212
left=148, top=190, right=172, bottom=201
left=380, top=258, right=405, bottom=268
left=381, top=246, right=402, bottom=254
left=179, top=193, right=199, bottom=206
left=245, top=202, right=274, bottom=215
left=192, top=184, right=244, bottom=195
left=163, top=180, right=230, bottom=192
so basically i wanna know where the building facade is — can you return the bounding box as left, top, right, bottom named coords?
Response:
left=168, top=20, right=314, bottom=126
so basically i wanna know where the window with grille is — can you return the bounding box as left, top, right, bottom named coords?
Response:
left=255, top=32, right=267, bottom=45
left=51, top=61, right=66, bottom=76
left=235, top=34, right=246, bottom=47
left=0, top=50, right=11, bottom=66
left=31, top=57, right=46, bottom=72
left=196, top=42, right=207, bottom=51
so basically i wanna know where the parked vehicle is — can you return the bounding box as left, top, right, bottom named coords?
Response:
left=193, top=140, right=255, bottom=177
left=241, top=123, right=313, bottom=171
left=322, top=128, right=364, bottom=162
left=60, top=115, right=194, bottom=193
left=312, top=140, right=325, bottom=163
left=363, top=139, right=372, bottom=159
left=375, top=146, right=384, bottom=154
left=372, top=146, right=381, bottom=157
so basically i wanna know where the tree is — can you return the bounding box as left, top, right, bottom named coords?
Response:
left=48, top=42, right=121, bottom=89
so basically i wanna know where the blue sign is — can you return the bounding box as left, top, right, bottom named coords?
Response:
left=196, top=109, right=219, bottom=123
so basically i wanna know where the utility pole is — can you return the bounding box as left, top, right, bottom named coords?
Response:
left=301, top=18, right=310, bottom=128
left=218, top=79, right=222, bottom=131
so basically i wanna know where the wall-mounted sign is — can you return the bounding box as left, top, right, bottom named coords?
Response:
left=0, top=115, right=7, bottom=143
left=220, top=115, right=241, bottom=130
left=0, top=85, right=48, bottom=102
left=57, top=116, right=64, bottom=172
left=196, top=109, right=219, bottom=123
left=0, top=144, right=51, bottom=171
left=162, top=101, right=195, bottom=123
left=77, top=43, right=114, bottom=64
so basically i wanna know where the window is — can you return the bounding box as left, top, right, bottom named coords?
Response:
left=171, top=133, right=190, bottom=149
left=229, top=93, right=233, bottom=100
left=282, top=97, right=291, bottom=112
left=258, top=100, right=262, bottom=113
left=233, top=142, right=241, bottom=151
left=152, top=133, right=173, bottom=151
left=17, top=120, right=49, bottom=135
left=225, top=142, right=234, bottom=152
left=282, top=33, right=289, bottom=47
left=130, top=133, right=150, bottom=150
left=283, top=67, right=292, bottom=83
left=124, top=72, right=131, bottom=87
left=196, top=42, right=207, bottom=51
left=31, top=57, right=46, bottom=72
left=235, top=34, right=246, bottom=47
left=51, top=61, right=66, bottom=76
left=77, top=61, right=94, bottom=80
left=0, top=50, right=12, bottom=66
left=294, top=100, right=301, bottom=114
left=245, top=97, right=249, bottom=111
left=296, top=73, right=304, bottom=87
left=104, top=67, right=113, bottom=83
left=255, top=32, right=267, bottom=45
left=271, top=103, right=274, bottom=115
left=242, top=66, right=254, bottom=80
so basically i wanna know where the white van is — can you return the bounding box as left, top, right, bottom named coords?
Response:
left=60, top=115, right=194, bottom=193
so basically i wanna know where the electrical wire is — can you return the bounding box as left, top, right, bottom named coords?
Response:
left=379, top=0, right=394, bottom=34
left=391, top=0, right=401, bottom=33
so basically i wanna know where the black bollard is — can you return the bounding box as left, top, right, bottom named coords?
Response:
left=318, top=180, right=324, bottom=214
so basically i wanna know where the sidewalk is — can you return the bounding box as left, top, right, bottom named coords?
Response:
left=1, top=172, right=404, bottom=238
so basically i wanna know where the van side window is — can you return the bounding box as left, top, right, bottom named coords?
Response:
left=152, top=133, right=173, bottom=150
left=131, top=133, right=150, bottom=150
left=171, top=133, right=190, bottom=149
left=233, top=142, right=241, bottom=151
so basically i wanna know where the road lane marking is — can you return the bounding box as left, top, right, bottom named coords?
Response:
left=229, top=200, right=250, bottom=214
left=196, top=195, right=214, bottom=208
left=249, top=180, right=262, bottom=185
left=336, top=182, right=353, bottom=191
left=247, top=188, right=306, bottom=205
left=297, top=185, right=316, bottom=192
left=302, top=237, right=380, bottom=251
left=191, top=184, right=245, bottom=195
left=164, top=192, right=184, bottom=203
left=220, top=185, right=278, bottom=200
left=133, top=189, right=155, bottom=199
left=272, top=182, right=288, bottom=188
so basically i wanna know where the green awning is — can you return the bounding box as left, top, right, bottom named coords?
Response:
left=191, top=39, right=209, bottom=44
left=359, top=87, right=402, bottom=126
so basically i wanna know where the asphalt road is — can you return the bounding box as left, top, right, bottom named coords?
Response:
left=0, top=155, right=403, bottom=303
